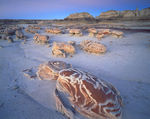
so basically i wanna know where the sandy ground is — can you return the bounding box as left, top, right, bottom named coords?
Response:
left=0, top=27, right=150, bottom=119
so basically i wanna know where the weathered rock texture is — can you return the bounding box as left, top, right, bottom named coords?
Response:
left=96, top=29, right=111, bottom=40
left=80, top=40, right=106, bottom=54
left=25, top=28, right=37, bottom=34
left=45, top=28, right=62, bottom=34
left=56, top=68, right=123, bottom=119
left=28, top=25, right=41, bottom=30
left=65, top=12, right=94, bottom=20
left=52, top=42, right=75, bottom=57
left=33, top=34, right=49, bottom=44
left=69, top=29, right=82, bottom=36
left=111, top=30, right=123, bottom=38
left=97, top=7, right=150, bottom=20
left=98, top=10, right=120, bottom=19
left=37, top=61, right=71, bottom=80
left=88, top=28, right=97, bottom=37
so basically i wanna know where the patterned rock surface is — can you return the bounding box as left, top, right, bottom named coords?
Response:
left=37, top=61, right=71, bottom=80
left=52, top=42, right=76, bottom=57
left=69, top=29, right=82, bottom=36
left=65, top=12, right=94, bottom=20
left=33, top=34, right=49, bottom=44
left=45, top=28, right=62, bottom=34
left=56, top=68, right=123, bottom=119
left=80, top=40, right=106, bottom=54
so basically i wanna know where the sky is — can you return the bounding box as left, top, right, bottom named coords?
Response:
left=0, top=0, right=149, bottom=19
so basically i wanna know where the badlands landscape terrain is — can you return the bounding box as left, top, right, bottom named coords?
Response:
left=0, top=7, right=150, bottom=119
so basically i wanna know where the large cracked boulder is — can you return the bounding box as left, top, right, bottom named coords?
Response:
left=55, top=68, right=123, bottom=119
left=52, top=42, right=76, bottom=57
left=80, top=40, right=106, bottom=54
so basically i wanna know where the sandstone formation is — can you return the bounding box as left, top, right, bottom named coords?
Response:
left=96, top=33, right=105, bottom=40
left=97, top=7, right=150, bottom=19
left=121, top=10, right=136, bottom=18
left=88, top=28, right=97, bottom=37
left=45, top=28, right=62, bottom=34
left=98, top=10, right=120, bottom=19
left=80, top=40, right=106, bottom=54
left=65, top=12, right=94, bottom=20
left=111, top=30, right=123, bottom=38
left=99, top=29, right=111, bottom=35
left=33, top=34, right=49, bottom=44
left=37, top=61, right=71, bottom=80
left=96, top=29, right=111, bottom=40
left=52, top=42, right=75, bottom=57
left=25, top=28, right=37, bottom=34
left=69, top=29, right=82, bottom=36
left=55, top=68, right=123, bottom=119
left=28, top=25, right=41, bottom=30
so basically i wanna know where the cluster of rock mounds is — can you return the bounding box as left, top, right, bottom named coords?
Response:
left=0, top=25, right=26, bottom=43
left=64, top=7, right=150, bottom=20
left=35, top=61, right=123, bottom=119
left=88, top=28, right=123, bottom=39
left=32, top=27, right=123, bottom=57
left=51, top=39, right=107, bottom=57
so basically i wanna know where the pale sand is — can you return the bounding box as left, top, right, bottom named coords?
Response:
left=0, top=26, right=150, bottom=119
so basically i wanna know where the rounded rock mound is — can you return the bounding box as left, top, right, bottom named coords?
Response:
left=55, top=68, right=123, bottom=119
left=37, top=61, right=72, bottom=80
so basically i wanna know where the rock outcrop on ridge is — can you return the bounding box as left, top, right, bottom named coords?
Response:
left=64, top=12, right=94, bottom=20
left=96, top=7, right=150, bottom=20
